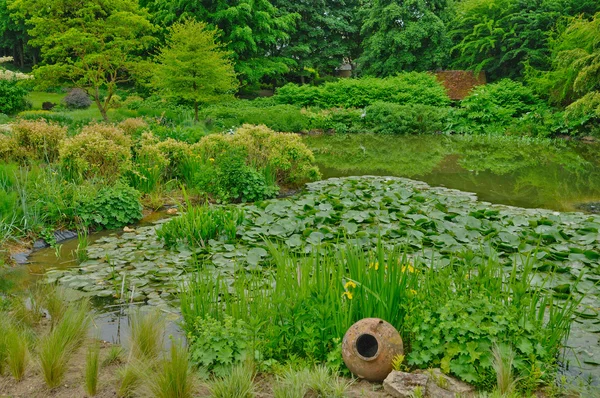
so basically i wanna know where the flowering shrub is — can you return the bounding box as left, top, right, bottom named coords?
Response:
left=59, top=123, right=132, bottom=180
left=11, top=119, right=67, bottom=162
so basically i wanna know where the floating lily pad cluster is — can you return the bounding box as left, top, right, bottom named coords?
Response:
left=47, top=176, right=600, bottom=366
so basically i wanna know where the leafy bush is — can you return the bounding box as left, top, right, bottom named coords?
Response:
left=11, top=119, right=67, bottom=162
left=59, top=123, right=132, bottom=180
left=76, top=182, right=142, bottom=229
left=63, top=88, right=92, bottom=109
left=0, top=134, right=17, bottom=161
left=275, top=73, right=450, bottom=108
left=200, top=102, right=310, bottom=133
left=212, top=150, right=279, bottom=203
left=197, top=124, right=320, bottom=186
left=563, top=91, right=600, bottom=134
left=187, top=315, right=250, bottom=376
left=363, top=102, right=450, bottom=134
left=452, top=80, right=551, bottom=134
left=118, top=117, right=148, bottom=136
left=0, top=80, right=29, bottom=114
left=157, top=201, right=244, bottom=248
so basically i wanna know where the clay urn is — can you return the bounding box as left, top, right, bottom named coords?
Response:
left=342, top=318, right=404, bottom=382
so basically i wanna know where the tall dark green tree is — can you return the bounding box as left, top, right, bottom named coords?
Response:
left=450, top=0, right=600, bottom=81
left=358, top=0, right=452, bottom=76
left=271, top=0, right=360, bottom=82
left=142, top=0, right=298, bottom=86
left=0, top=0, right=32, bottom=66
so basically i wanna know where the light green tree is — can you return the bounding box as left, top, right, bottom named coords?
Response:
left=11, top=0, right=155, bottom=121
left=152, top=20, right=238, bottom=123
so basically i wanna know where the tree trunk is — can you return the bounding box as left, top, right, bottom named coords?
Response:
left=194, top=100, right=199, bottom=123
left=93, top=88, right=109, bottom=122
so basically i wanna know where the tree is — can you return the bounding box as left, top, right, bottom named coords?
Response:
left=358, top=0, right=452, bottom=76
left=11, top=0, right=155, bottom=121
left=527, top=13, right=600, bottom=106
left=152, top=20, right=238, bottom=122
left=271, top=0, right=360, bottom=81
left=141, top=0, right=298, bottom=86
left=450, top=0, right=600, bottom=81
left=0, top=0, right=33, bottom=67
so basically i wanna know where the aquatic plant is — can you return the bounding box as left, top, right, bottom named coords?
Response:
left=156, top=200, right=244, bottom=248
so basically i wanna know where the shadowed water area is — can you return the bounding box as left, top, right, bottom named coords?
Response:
left=8, top=134, right=600, bottom=394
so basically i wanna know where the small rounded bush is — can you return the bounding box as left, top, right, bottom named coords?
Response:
left=63, top=88, right=92, bottom=109
left=59, top=123, right=132, bottom=180
left=0, top=80, right=29, bottom=114
left=77, top=182, right=143, bottom=229
left=118, top=117, right=148, bottom=136
left=11, top=119, right=67, bottom=162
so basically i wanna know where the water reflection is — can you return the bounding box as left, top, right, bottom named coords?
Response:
left=306, top=134, right=600, bottom=212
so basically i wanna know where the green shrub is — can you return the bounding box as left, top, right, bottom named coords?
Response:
left=0, top=134, right=17, bottom=161
left=60, top=123, right=132, bottom=180
left=275, top=73, right=450, bottom=108
left=309, top=108, right=364, bottom=134
left=188, top=315, right=250, bottom=376
left=77, top=182, right=142, bottom=229
left=0, top=80, right=29, bottom=114
left=364, top=102, right=450, bottom=134
left=452, top=80, right=552, bottom=135
left=200, top=102, right=309, bottom=133
left=197, top=124, right=320, bottom=186
left=157, top=201, right=244, bottom=248
left=563, top=92, right=600, bottom=134
left=209, top=149, right=279, bottom=203
left=11, top=119, right=67, bottom=162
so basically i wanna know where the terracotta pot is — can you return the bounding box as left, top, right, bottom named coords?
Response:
left=342, top=318, right=404, bottom=382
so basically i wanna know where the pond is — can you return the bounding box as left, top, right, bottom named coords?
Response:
left=304, top=134, right=600, bottom=212
left=8, top=134, right=600, bottom=394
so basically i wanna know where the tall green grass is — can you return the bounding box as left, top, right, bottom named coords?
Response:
left=157, top=198, right=244, bottom=248
left=85, top=343, right=101, bottom=396
left=6, top=325, right=28, bottom=381
left=129, top=310, right=165, bottom=361
left=181, top=242, right=581, bottom=387
left=207, top=363, right=255, bottom=398
left=146, top=341, right=196, bottom=398
left=38, top=300, right=90, bottom=388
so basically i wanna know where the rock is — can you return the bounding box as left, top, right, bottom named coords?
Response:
left=166, top=208, right=178, bottom=215
left=33, top=239, right=49, bottom=250
left=54, top=230, right=77, bottom=243
left=581, top=136, right=597, bottom=143
left=383, top=371, right=429, bottom=398
left=415, top=369, right=476, bottom=398
left=11, top=251, right=31, bottom=264
left=123, top=226, right=135, bottom=233
left=42, top=101, right=56, bottom=110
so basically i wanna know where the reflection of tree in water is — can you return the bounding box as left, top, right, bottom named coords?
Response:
left=305, top=134, right=600, bottom=211
left=450, top=135, right=590, bottom=175
left=305, top=133, right=448, bottom=177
